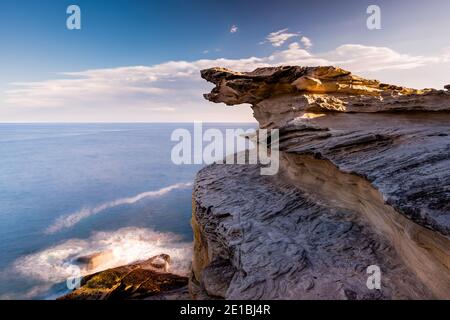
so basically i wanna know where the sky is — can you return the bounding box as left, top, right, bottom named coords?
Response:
left=0, top=0, right=449, bottom=122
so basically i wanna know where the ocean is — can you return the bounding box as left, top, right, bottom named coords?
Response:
left=0, top=123, right=256, bottom=299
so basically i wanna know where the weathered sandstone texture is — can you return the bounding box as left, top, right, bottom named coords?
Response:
left=60, top=254, right=189, bottom=300
left=192, top=66, right=450, bottom=299
left=202, top=66, right=450, bottom=128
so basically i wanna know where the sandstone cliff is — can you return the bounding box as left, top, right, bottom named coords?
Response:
left=191, top=66, right=450, bottom=299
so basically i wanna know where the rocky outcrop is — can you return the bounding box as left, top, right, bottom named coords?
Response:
left=201, top=66, right=450, bottom=128
left=192, top=66, right=450, bottom=299
left=60, top=254, right=189, bottom=300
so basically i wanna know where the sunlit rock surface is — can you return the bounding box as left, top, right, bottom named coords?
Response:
left=60, top=254, right=189, bottom=300
left=192, top=66, right=450, bottom=299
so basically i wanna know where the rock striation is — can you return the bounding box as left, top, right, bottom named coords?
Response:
left=202, top=66, right=450, bottom=128
left=192, top=66, right=450, bottom=299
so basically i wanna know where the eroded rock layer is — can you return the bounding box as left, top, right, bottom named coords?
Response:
left=277, top=113, right=450, bottom=238
left=192, top=160, right=435, bottom=299
left=193, top=66, right=450, bottom=299
left=201, top=66, right=450, bottom=128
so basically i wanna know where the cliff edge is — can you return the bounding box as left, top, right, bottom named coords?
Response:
left=191, top=66, right=450, bottom=299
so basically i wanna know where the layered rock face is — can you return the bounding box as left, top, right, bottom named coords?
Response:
left=192, top=66, right=450, bottom=299
left=202, top=66, right=450, bottom=128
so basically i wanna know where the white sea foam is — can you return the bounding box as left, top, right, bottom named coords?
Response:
left=45, top=182, right=192, bottom=234
left=11, top=227, right=192, bottom=288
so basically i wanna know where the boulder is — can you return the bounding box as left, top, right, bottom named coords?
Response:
left=59, top=254, right=188, bottom=300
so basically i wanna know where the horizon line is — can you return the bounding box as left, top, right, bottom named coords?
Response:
left=0, top=121, right=258, bottom=124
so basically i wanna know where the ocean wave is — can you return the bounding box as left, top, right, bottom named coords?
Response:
left=7, top=227, right=192, bottom=298
left=45, top=182, right=192, bottom=234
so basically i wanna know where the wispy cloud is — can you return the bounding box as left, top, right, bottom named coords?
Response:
left=321, top=44, right=441, bottom=72
left=230, top=25, right=238, bottom=33
left=265, top=28, right=298, bottom=47
left=300, top=36, right=312, bottom=49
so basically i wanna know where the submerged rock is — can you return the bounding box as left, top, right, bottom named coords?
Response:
left=75, top=250, right=114, bottom=271
left=59, top=254, right=189, bottom=300
left=193, top=66, right=450, bottom=299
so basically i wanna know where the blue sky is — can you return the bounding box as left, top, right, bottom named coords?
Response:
left=1, top=0, right=449, bottom=122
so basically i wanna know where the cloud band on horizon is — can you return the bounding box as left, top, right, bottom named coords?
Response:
left=3, top=41, right=450, bottom=120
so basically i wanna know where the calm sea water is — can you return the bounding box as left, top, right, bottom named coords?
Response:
left=0, top=123, right=255, bottom=299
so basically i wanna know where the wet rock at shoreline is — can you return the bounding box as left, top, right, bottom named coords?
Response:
left=59, top=254, right=189, bottom=300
